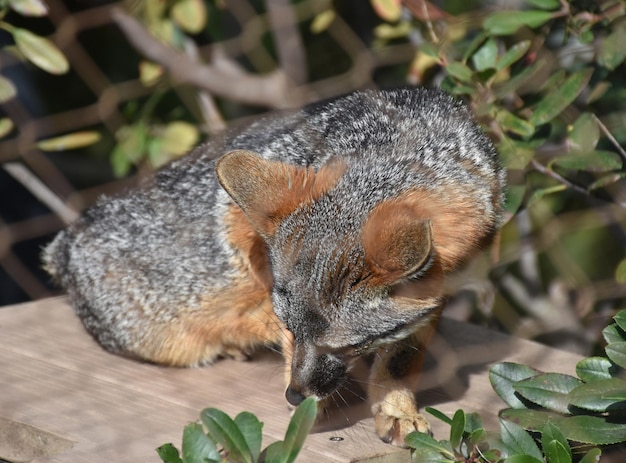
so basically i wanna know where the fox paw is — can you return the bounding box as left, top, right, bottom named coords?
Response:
left=374, top=410, right=431, bottom=447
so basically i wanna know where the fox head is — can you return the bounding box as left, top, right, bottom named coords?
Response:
left=216, top=150, right=453, bottom=404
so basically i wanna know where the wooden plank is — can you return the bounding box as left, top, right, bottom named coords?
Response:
left=0, top=298, right=584, bottom=462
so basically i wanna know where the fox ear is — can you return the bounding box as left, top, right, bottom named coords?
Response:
left=362, top=200, right=433, bottom=284
left=216, top=150, right=344, bottom=237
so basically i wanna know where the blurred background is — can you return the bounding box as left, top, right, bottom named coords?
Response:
left=0, top=0, right=625, bottom=360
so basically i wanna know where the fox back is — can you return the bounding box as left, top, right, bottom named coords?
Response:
left=43, top=87, right=504, bottom=443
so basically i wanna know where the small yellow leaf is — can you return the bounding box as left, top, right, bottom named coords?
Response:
left=159, top=121, right=199, bottom=156
left=171, top=0, right=207, bottom=34
left=310, top=9, right=336, bottom=34
left=0, top=118, right=15, bottom=138
left=9, top=0, right=48, bottom=16
left=370, top=0, right=402, bottom=22
left=0, top=75, right=17, bottom=102
left=37, top=131, right=101, bottom=151
left=139, top=61, right=163, bottom=86
left=13, top=28, right=69, bottom=74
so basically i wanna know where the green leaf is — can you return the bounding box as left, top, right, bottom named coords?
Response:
left=525, top=0, right=560, bottom=9
left=503, top=455, right=543, bottom=463
left=513, top=373, right=581, bottom=413
left=603, top=323, right=625, bottom=345
left=8, top=0, right=48, bottom=16
left=490, top=362, right=541, bottom=408
left=156, top=443, right=183, bottom=463
left=181, top=423, right=221, bottom=463
left=0, top=75, right=17, bottom=103
left=464, top=412, right=483, bottom=434
left=410, top=446, right=452, bottom=462
left=36, top=131, right=101, bottom=151
left=552, top=150, right=622, bottom=173
left=405, top=432, right=455, bottom=458
left=497, top=40, right=531, bottom=71
left=496, top=109, right=535, bottom=138
left=0, top=117, right=14, bottom=139
left=542, top=423, right=571, bottom=463
left=446, top=62, right=473, bottom=83
left=483, top=10, right=554, bottom=35
left=201, top=408, right=253, bottom=463
left=503, top=185, right=526, bottom=219
left=501, top=409, right=626, bottom=445
left=13, top=28, right=69, bottom=74
left=425, top=407, right=453, bottom=425
left=579, top=447, right=602, bottom=463
left=235, top=412, right=263, bottom=462
left=497, top=137, right=536, bottom=170
left=528, top=185, right=567, bottom=207
left=569, top=378, right=626, bottom=412
left=588, top=173, right=626, bottom=191
left=530, top=68, right=593, bottom=126
left=616, top=261, right=626, bottom=285
left=568, top=113, right=599, bottom=156
left=449, top=409, right=465, bottom=448
left=500, top=419, right=543, bottom=460
left=598, top=24, right=626, bottom=71
left=472, top=38, right=498, bottom=71
left=576, top=357, right=615, bottom=382
left=279, top=396, right=317, bottom=463
left=171, top=0, right=207, bottom=34
left=605, top=342, right=626, bottom=369
left=614, top=310, right=626, bottom=331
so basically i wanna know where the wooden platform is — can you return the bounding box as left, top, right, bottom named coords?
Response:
left=0, top=298, right=585, bottom=462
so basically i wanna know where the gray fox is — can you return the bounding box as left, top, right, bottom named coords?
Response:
left=43, top=87, right=505, bottom=446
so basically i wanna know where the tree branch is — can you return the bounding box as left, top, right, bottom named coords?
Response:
left=110, top=8, right=310, bottom=109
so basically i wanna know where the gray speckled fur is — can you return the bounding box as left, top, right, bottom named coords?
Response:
left=42, top=87, right=505, bottom=359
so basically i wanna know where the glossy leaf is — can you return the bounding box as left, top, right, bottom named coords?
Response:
left=513, top=373, right=581, bottom=413
left=568, top=378, right=626, bottom=412
left=588, top=173, right=626, bottom=191
left=496, top=40, right=531, bottom=71
left=410, top=447, right=452, bottom=462
left=278, top=396, right=317, bottom=463
left=603, top=323, right=625, bottom=345
left=528, top=185, right=567, bottom=207
left=530, top=68, right=593, bottom=126
left=36, top=131, right=101, bottom=151
left=446, top=62, right=473, bottom=83
left=172, top=0, right=207, bottom=34
left=502, top=409, right=626, bottom=445
left=498, top=137, right=535, bottom=170
left=614, top=309, right=626, bottom=331
left=201, top=407, right=253, bottom=463
left=553, top=150, right=622, bottom=173
left=425, top=407, right=453, bottom=425
left=576, top=357, right=615, bottom=382
left=156, top=443, right=183, bottom=463
left=579, top=447, right=602, bottom=463
left=449, top=409, right=465, bottom=448
left=472, top=38, right=498, bottom=71
left=13, top=28, right=69, bottom=74
left=500, top=419, right=543, bottom=460
left=568, top=113, right=599, bottom=156
left=496, top=109, right=535, bottom=138
left=483, top=10, right=554, bottom=35
left=605, top=342, right=626, bottom=369
left=542, top=423, right=571, bottom=463
left=404, top=432, right=454, bottom=458
left=0, top=75, right=17, bottom=103
left=504, top=455, right=543, bottom=463
left=598, top=24, right=626, bottom=70
left=181, top=423, right=221, bottom=463
left=490, top=362, right=541, bottom=408
left=525, top=0, right=560, bottom=9
left=235, top=412, right=263, bottom=463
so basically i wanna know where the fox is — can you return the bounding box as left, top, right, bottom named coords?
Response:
left=42, top=87, right=505, bottom=446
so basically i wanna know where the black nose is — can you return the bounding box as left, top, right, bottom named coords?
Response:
left=285, top=385, right=307, bottom=406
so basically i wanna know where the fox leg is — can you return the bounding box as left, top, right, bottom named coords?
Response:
left=368, top=307, right=442, bottom=447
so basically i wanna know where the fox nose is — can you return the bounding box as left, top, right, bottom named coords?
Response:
left=285, top=385, right=307, bottom=406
